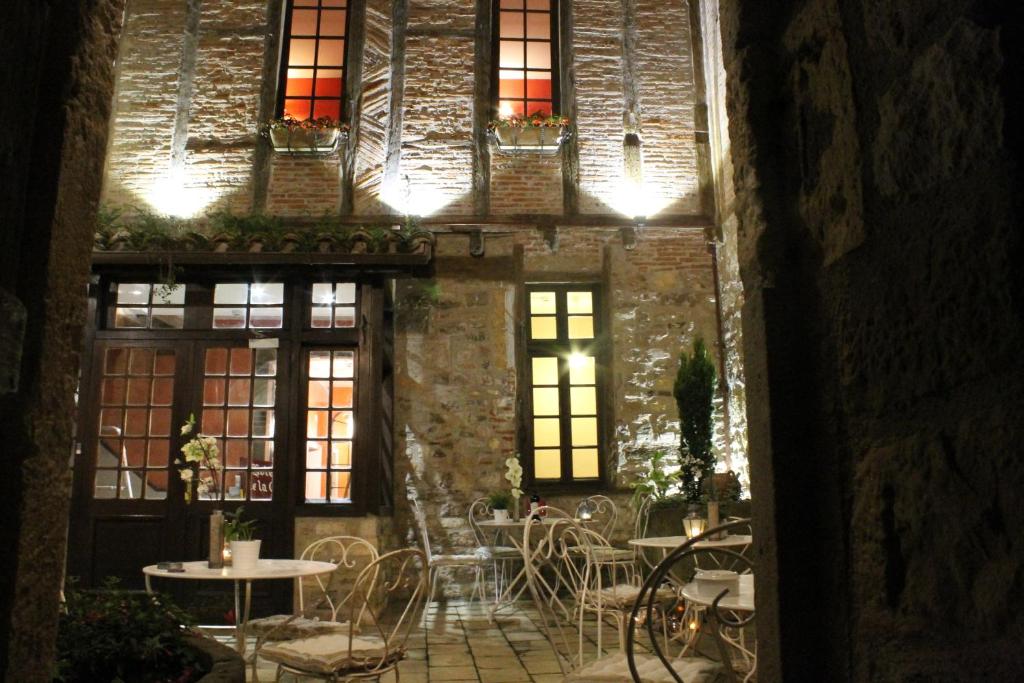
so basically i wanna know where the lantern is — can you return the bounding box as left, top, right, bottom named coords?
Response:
left=683, top=512, right=707, bottom=539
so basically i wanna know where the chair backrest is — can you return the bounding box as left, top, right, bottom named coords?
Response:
left=338, top=548, right=428, bottom=677
left=297, top=535, right=379, bottom=625
left=522, top=505, right=596, bottom=675
left=633, top=494, right=653, bottom=540
left=409, top=498, right=435, bottom=562
left=467, top=496, right=491, bottom=548
left=576, top=494, right=618, bottom=540
left=626, top=517, right=754, bottom=683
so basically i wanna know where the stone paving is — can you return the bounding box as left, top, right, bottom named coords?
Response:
left=244, top=597, right=669, bottom=682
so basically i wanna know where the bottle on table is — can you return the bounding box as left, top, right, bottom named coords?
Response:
left=530, top=492, right=541, bottom=520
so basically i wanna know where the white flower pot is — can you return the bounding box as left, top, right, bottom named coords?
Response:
left=230, top=540, right=261, bottom=571
left=493, top=509, right=510, bottom=523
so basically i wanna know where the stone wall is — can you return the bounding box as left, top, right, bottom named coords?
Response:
left=717, top=0, right=1024, bottom=680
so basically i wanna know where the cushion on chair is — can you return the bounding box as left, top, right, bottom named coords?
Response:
left=476, top=545, right=521, bottom=559
left=246, top=614, right=352, bottom=640
left=588, top=584, right=676, bottom=608
left=258, top=633, right=400, bottom=676
left=589, top=547, right=635, bottom=563
left=431, top=553, right=487, bottom=566
left=565, top=653, right=722, bottom=683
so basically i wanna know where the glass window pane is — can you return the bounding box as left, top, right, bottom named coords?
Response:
left=309, top=351, right=331, bottom=378
left=250, top=283, right=283, bottom=305
left=334, top=306, right=356, bottom=327
left=255, top=349, right=277, bottom=376
left=570, top=386, right=596, bottom=415
left=251, top=471, right=273, bottom=500
left=305, top=471, right=327, bottom=502
left=213, top=307, right=246, bottom=328
left=94, top=470, right=117, bottom=498
left=252, top=409, right=275, bottom=437
left=531, top=316, right=557, bottom=339
left=331, top=472, right=352, bottom=501
left=525, top=73, right=552, bottom=102
left=226, top=409, right=249, bottom=436
left=202, top=409, right=225, bottom=436
left=148, top=440, right=169, bottom=467
left=530, top=291, right=556, bottom=314
left=308, top=380, right=330, bottom=408
left=526, top=41, right=551, bottom=69
left=534, top=449, right=561, bottom=479
left=145, top=472, right=168, bottom=500
left=531, top=357, right=559, bottom=385
left=225, top=439, right=249, bottom=468
left=570, top=417, right=598, bottom=446
left=331, top=410, right=353, bottom=438
left=532, top=387, right=560, bottom=416
left=123, top=440, right=146, bottom=467
left=284, top=99, right=312, bottom=120
left=312, top=99, right=341, bottom=119
left=101, top=378, right=126, bottom=405
left=120, top=471, right=143, bottom=499
left=571, top=448, right=600, bottom=479
left=126, top=378, right=150, bottom=406
left=332, top=351, right=354, bottom=378
left=290, top=8, right=318, bottom=34
left=214, top=283, right=249, bottom=305
left=336, top=282, right=356, bottom=304
left=105, top=348, right=128, bottom=375
left=526, top=0, right=549, bottom=8
left=525, top=12, right=550, bottom=38
left=311, top=306, right=332, bottom=328
left=500, top=0, right=524, bottom=7
left=499, top=99, right=525, bottom=117
left=317, top=39, right=345, bottom=66
left=154, top=349, right=176, bottom=375
left=312, top=283, right=334, bottom=304
left=251, top=441, right=274, bottom=468
left=228, top=378, right=251, bottom=406
left=148, top=408, right=171, bottom=437
left=249, top=307, right=283, bottom=328
left=568, top=355, right=596, bottom=385
left=331, top=441, right=352, bottom=467
left=99, top=409, right=123, bottom=436
left=151, top=308, right=184, bottom=329
left=253, top=379, right=276, bottom=406
left=499, top=70, right=525, bottom=99
left=225, top=472, right=246, bottom=500
left=319, top=9, right=347, bottom=36
left=117, top=284, right=150, bottom=305
left=534, top=417, right=560, bottom=447
left=230, top=348, right=252, bottom=375
left=566, top=291, right=592, bottom=314
left=567, top=315, right=594, bottom=339
left=205, top=348, right=228, bottom=375
left=154, top=284, right=185, bottom=304
left=307, top=410, right=329, bottom=438
left=114, top=307, right=147, bottom=328
left=500, top=11, right=524, bottom=38
left=500, top=40, right=524, bottom=69
left=129, top=348, right=153, bottom=375
left=331, top=380, right=353, bottom=408
left=306, top=441, right=328, bottom=469
left=288, top=38, right=317, bottom=66
left=124, top=409, right=147, bottom=437
left=151, top=377, right=174, bottom=406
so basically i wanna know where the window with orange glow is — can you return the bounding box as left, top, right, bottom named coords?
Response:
left=495, top=0, right=558, bottom=118
left=304, top=349, right=356, bottom=503
left=280, top=0, right=349, bottom=121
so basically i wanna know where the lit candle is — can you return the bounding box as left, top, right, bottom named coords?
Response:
left=683, top=512, right=707, bottom=539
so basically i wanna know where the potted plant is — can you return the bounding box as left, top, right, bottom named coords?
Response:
left=487, top=491, right=513, bottom=522
left=261, top=115, right=349, bottom=154
left=488, top=112, right=571, bottom=154
left=674, top=337, right=720, bottom=533
left=224, top=506, right=260, bottom=570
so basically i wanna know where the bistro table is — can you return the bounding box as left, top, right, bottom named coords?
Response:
left=681, top=573, right=756, bottom=682
left=143, top=559, right=336, bottom=654
left=628, top=534, right=752, bottom=571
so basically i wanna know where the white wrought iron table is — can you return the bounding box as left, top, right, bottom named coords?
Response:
left=681, top=573, right=756, bottom=682
left=142, top=559, right=336, bottom=654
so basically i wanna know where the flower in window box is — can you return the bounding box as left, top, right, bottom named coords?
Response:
left=488, top=112, right=571, bottom=155
left=261, top=116, right=350, bottom=155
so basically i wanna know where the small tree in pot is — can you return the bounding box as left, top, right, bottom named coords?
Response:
left=674, top=338, right=719, bottom=524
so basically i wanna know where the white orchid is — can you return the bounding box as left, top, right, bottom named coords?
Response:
left=504, top=455, right=523, bottom=500
left=177, top=414, right=221, bottom=503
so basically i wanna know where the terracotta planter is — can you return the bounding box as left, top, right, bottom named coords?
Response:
left=269, top=126, right=342, bottom=154
left=492, top=125, right=567, bottom=154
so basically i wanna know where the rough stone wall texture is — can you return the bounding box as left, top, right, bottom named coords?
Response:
left=0, top=0, right=125, bottom=679
left=718, top=0, right=1023, bottom=680
left=388, top=227, right=720, bottom=594
left=352, top=0, right=395, bottom=214
left=266, top=153, right=343, bottom=215
left=489, top=153, right=564, bottom=215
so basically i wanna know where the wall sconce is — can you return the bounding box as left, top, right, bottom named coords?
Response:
left=683, top=511, right=707, bottom=539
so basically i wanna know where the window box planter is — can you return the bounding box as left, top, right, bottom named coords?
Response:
left=262, top=116, right=349, bottom=155
left=489, top=115, right=571, bottom=155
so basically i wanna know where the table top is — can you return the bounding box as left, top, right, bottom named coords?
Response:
left=681, top=573, right=755, bottom=611
left=142, top=559, right=336, bottom=581
left=627, top=534, right=753, bottom=550
left=477, top=517, right=589, bottom=529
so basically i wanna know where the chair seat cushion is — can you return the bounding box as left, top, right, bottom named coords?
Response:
left=590, top=547, right=635, bottom=562
left=247, top=615, right=352, bottom=640
left=565, top=653, right=721, bottom=683
left=477, top=545, right=521, bottom=559
left=431, top=553, right=486, bottom=567
left=258, top=633, right=400, bottom=675
left=588, top=584, right=676, bottom=608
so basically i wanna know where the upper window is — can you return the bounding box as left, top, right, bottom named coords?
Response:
left=524, top=285, right=603, bottom=486
left=112, top=284, right=186, bottom=329
left=495, top=0, right=559, bottom=118
left=279, top=0, right=350, bottom=120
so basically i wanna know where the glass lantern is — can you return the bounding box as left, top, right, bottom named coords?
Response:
left=578, top=499, right=595, bottom=521
left=683, top=511, right=707, bottom=539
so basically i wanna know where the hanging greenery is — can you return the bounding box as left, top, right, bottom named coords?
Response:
left=674, top=337, right=717, bottom=501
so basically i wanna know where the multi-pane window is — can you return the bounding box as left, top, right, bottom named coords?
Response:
left=280, top=0, right=349, bottom=120
left=213, top=283, right=285, bottom=329
left=496, top=0, right=558, bottom=118
left=95, top=347, right=176, bottom=499
left=304, top=349, right=356, bottom=503
left=526, top=285, right=602, bottom=484
left=200, top=347, right=278, bottom=501
left=112, top=284, right=185, bottom=329
left=310, top=282, right=357, bottom=328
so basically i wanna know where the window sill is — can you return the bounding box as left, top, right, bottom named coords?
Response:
left=489, top=126, right=569, bottom=156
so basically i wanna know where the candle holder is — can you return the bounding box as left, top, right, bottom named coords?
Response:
left=683, top=511, right=707, bottom=539
left=578, top=499, right=595, bottom=521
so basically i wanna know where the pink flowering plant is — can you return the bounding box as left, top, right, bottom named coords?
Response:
left=488, top=111, right=571, bottom=130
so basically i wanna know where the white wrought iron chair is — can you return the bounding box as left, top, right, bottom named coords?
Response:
left=523, top=508, right=718, bottom=682
left=247, top=535, right=379, bottom=681
left=410, top=497, right=487, bottom=605
left=627, top=518, right=754, bottom=683
left=468, top=496, right=523, bottom=603
left=258, top=548, right=427, bottom=682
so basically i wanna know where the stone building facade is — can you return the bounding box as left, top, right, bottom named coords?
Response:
left=91, top=0, right=749, bottom=587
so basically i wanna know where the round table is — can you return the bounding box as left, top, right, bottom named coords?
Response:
left=143, top=559, right=336, bottom=654
left=681, top=574, right=756, bottom=682
left=627, top=534, right=753, bottom=552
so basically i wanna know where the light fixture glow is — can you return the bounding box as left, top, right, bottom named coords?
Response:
left=568, top=352, right=588, bottom=370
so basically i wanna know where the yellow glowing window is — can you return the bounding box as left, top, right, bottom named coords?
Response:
left=495, top=0, right=558, bottom=118
left=304, top=348, right=356, bottom=503
left=281, top=0, right=348, bottom=121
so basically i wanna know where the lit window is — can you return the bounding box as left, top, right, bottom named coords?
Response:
left=525, top=285, right=602, bottom=484
left=304, top=349, right=356, bottom=503
left=112, top=283, right=185, bottom=329
left=310, top=282, right=357, bottom=328
left=212, top=283, right=284, bottom=329
left=495, top=0, right=559, bottom=118
left=280, top=0, right=348, bottom=120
